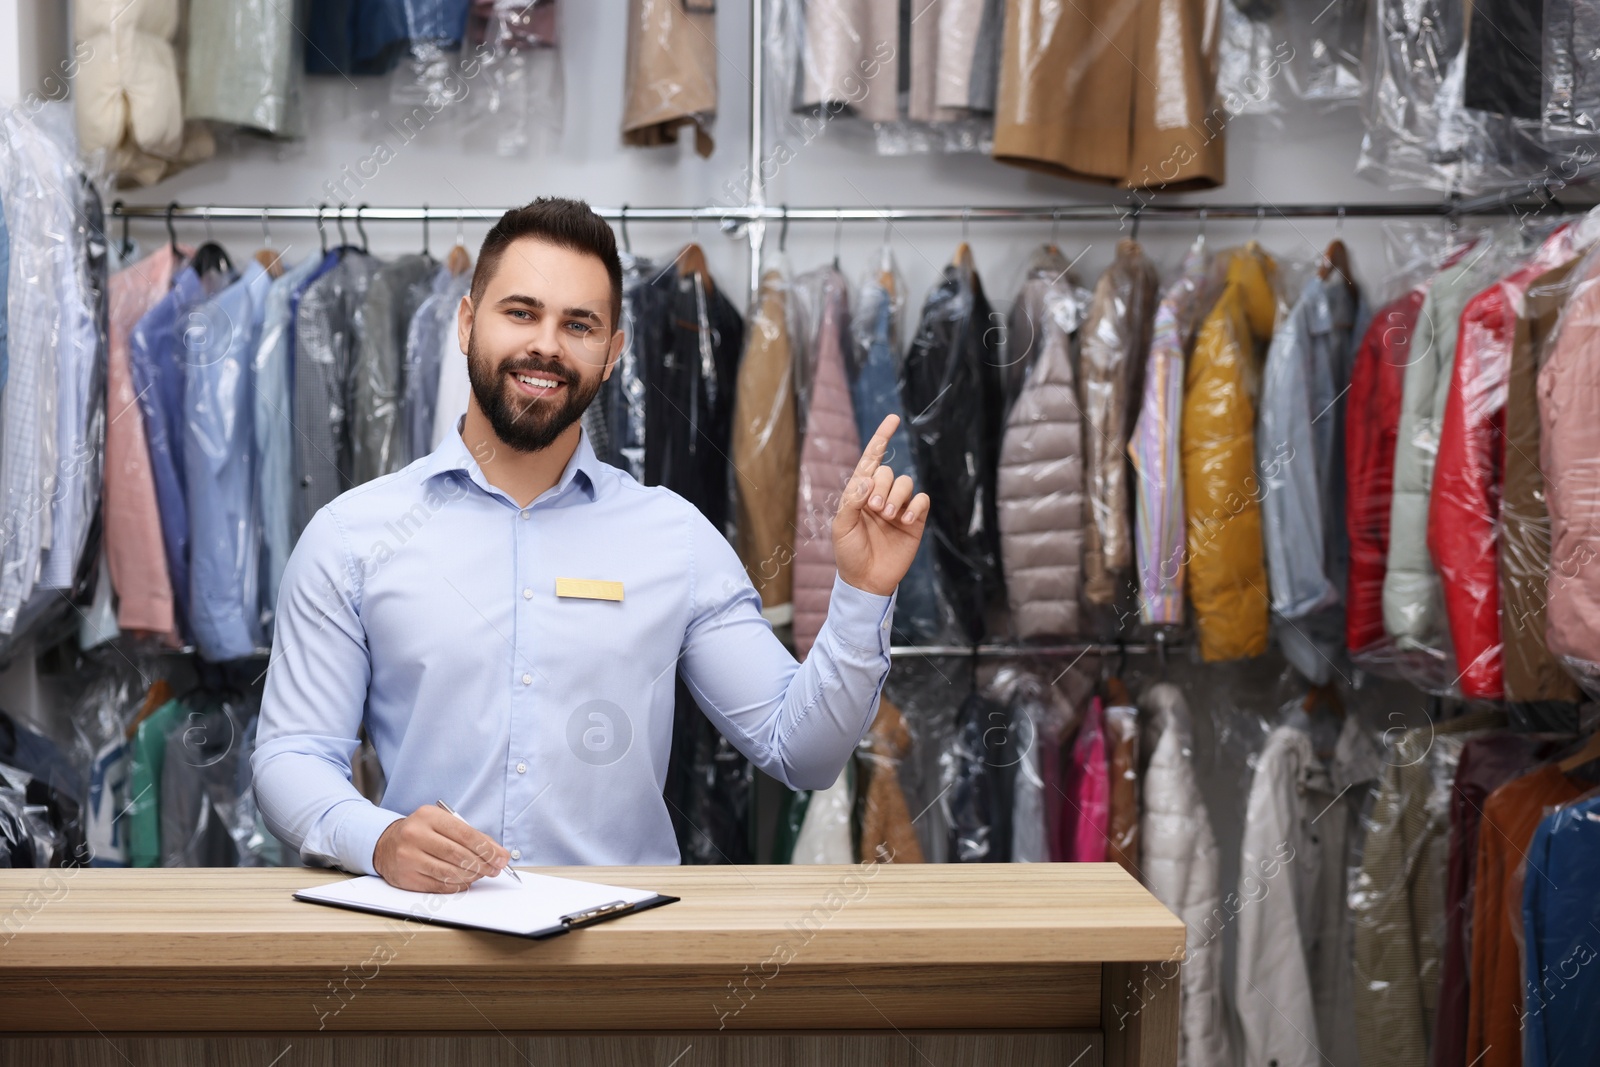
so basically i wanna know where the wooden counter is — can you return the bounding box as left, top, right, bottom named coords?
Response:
left=0, top=862, right=1185, bottom=1067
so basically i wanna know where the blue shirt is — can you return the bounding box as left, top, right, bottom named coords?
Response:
left=185, top=261, right=273, bottom=661
left=129, top=267, right=216, bottom=638
left=252, top=425, right=896, bottom=875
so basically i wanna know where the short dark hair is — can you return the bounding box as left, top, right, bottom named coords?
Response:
left=470, top=197, right=623, bottom=325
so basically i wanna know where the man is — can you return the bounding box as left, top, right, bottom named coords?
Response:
left=252, top=198, right=930, bottom=891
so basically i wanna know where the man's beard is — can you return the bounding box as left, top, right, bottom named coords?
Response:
left=466, top=332, right=603, bottom=453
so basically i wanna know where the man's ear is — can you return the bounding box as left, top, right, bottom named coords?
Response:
left=456, top=293, right=474, bottom=357
left=602, top=329, right=626, bottom=382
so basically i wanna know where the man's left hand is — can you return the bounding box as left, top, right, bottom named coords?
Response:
left=833, top=414, right=931, bottom=597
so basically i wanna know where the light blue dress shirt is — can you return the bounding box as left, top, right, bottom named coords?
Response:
left=252, top=424, right=896, bottom=875
left=186, top=261, right=273, bottom=661
left=252, top=253, right=327, bottom=640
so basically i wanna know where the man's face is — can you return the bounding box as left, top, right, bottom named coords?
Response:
left=458, top=236, right=622, bottom=453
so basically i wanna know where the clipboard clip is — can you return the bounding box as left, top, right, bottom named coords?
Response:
left=561, top=899, right=633, bottom=928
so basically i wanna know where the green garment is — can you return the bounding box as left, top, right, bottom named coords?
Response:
left=128, top=699, right=185, bottom=868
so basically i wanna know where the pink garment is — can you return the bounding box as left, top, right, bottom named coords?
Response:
left=1059, top=696, right=1110, bottom=862
left=792, top=273, right=861, bottom=658
left=105, top=245, right=184, bottom=635
left=1539, top=244, right=1600, bottom=687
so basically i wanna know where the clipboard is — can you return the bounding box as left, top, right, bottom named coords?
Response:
left=293, top=870, right=679, bottom=940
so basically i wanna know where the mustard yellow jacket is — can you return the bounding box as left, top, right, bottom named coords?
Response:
left=1182, top=245, right=1277, bottom=661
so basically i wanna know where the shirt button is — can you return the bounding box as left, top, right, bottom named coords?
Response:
left=510, top=849, right=521, bottom=860
left=516, top=761, right=527, bottom=774
left=520, top=510, right=530, bottom=521
left=521, top=673, right=533, bottom=685
left=522, top=588, right=533, bottom=600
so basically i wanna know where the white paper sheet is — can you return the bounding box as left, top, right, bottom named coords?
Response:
left=294, top=870, right=665, bottom=938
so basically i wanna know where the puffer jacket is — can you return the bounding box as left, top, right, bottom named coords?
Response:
left=1383, top=252, right=1500, bottom=656
left=997, top=256, right=1086, bottom=638
left=793, top=271, right=860, bottom=659
left=1431, top=228, right=1580, bottom=699
left=1345, top=287, right=1426, bottom=656
left=1139, top=683, right=1233, bottom=1067
left=903, top=251, right=1006, bottom=642
left=1258, top=271, right=1367, bottom=684
left=1500, top=260, right=1584, bottom=702
left=1131, top=240, right=1215, bottom=626
left=1081, top=241, right=1159, bottom=617
left=733, top=271, right=799, bottom=624
left=1538, top=242, right=1600, bottom=691
left=1182, top=245, right=1277, bottom=662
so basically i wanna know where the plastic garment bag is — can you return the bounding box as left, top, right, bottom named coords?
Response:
left=1216, top=0, right=1365, bottom=114
left=1131, top=241, right=1215, bottom=627
left=996, top=246, right=1090, bottom=640
left=732, top=270, right=799, bottom=624
left=792, top=270, right=860, bottom=659
left=1081, top=241, right=1158, bottom=629
left=985, top=668, right=1070, bottom=863
left=1258, top=270, right=1368, bottom=685
left=1431, top=225, right=1589, bottom=700
left=786, top=0, right=900, bottom=124
left=1537, top=240, right=1600, bottom=699
left=599, top=253, right=661, bottom=484
left=789, top=763, right=855, bottom=864
left=401, top=264, right=467, bottom=467
left=185, top=0, right=306, bottom=137
left=1058, top=695, right=1108, bottom=862
left=856, top=696, right=925, bottom=863
left=1500, top=261, right=1586, bottom=703
left=1520, top=787, right=1600, bottom=1067
left=461, top=0, right=563, bottom=157
left=160, top=698, right=250, bottom=866
left=1349, top=708, right=1502, bottom=1067
left=351, top=254, right=437, bottom=485
left=1103, top=693, right=1139, bottom=875
left=902, top=253, right=1006, bottom=642
left=1543, top=0, right=1600, bottom=143
left=621, top=0, right=717, bottom=156
left=1182, top=244, right=1277, bottom=662
left=1357, top=0, right=1550, bottom=194
left=940, top=688, right=1013, bottom=862
left=849, top=264, right=948, bottom=644
left=1138, top=682, right=1233, bottom=1067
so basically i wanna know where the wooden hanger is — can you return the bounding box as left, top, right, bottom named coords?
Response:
left=1319, top=237, right=1358, bottom=302
left=951, top=242, right=973, bottom=269
left=253, top=209, right=284, bottom=279
left=1558, top=728, right=1600, bottom=773
left=678, top=242, right=712, bottom=295
left=124, top=679, right=175, bottom=740
left=447, top=213, right=472, bottom=275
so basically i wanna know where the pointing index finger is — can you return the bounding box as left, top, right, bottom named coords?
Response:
left=855, top=413, right=899, bottom=477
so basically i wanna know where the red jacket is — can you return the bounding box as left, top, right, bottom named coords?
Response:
left=1346, top=289, right=1425, bottom=655
left=1430, top=231, right=1577, bottom=698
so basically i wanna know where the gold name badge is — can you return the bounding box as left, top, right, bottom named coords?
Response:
left=555, top=578, right=624, bottom=602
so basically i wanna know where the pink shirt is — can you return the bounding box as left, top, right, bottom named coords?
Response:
left=106, top=246, right=186, bottom=636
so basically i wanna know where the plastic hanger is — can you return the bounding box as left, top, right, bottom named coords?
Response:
left=619, top=203, right=632, bottom=255
left=317, top=203, right=329, bottom=255
left=447, top=212, right=472, bottom=275
left=421, top=202, right=431, bottom=258
left=188, top=205, right=233, bottom=278
left=254, top=208, right=284, bottom=279
left=355, top=203, right=371, bottom=254
left=112, top=200, right=134, bottom=262
left=832, top=209, right=844, bottom=271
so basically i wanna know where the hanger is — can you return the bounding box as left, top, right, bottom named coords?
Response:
left=778, top=204, right=789, bottom=255
left=1319, top=206, right=1356, bottom=300
left=254, top=208, right=284, bottom=279
left=112, top=200, right=133, bottom=261
left=1558, top=728, right=1600, bottom=774
left=1130, top=204, right=1143, bottom=243
left=1302, top=682, right=1344, bottom=718
left=355, top=203, right=371, bottom=254
left=421, top=202, right=431, bottom=258
left=124, top=679, right=175, bottom=740
left=189, top=205, right=233, bottom=278
left=165, top=201, right=180, bottom=257
left=678, top=239, right=712, bottom=293
left=619, top=203, right=632, bottom=255
left=1196, top=207, right=1207, bottom=252
left=1045, top=208, right=1062, bottom=257
left=877, top=212, right=896, bottom=298
left=832, top=208, right=844, bottom=271
left=316, top=203, right=328, bottom=255
left=447, top=212, right=472, bottom=275
left=335, top=205, right=350, bottom=250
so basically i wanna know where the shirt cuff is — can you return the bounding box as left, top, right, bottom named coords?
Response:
left=331, top=801, right=407, bottom=877
left=826, top=574, right=896, bottom=657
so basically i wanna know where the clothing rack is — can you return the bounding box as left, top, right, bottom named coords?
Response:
left=891, top=640, right=1178, bottom=659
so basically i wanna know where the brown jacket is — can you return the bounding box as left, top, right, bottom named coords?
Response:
left=1500, top=259, right=1583, bottom=702
left=992, top=0, right=1225, bottom=189
left=856, top=698, right=926, bottom=863
left=733, top=272, right=800, bottom=622
left=622, top=0, right=716, bottom=156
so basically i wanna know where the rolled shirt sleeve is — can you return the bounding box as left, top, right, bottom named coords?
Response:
left=677, top=511, right=895, bottom=792
left=251, top=507, right=401, bottom=875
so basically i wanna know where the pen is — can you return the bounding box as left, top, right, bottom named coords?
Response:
left=435, top=800, right=523, bottom=883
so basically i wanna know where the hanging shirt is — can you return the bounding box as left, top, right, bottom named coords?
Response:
left=350, top=254, right=437, bottom=485
left=401, top=265, right=463, bottom=466
left=252, top=426, right=895, bottom=875
left=129, top=267, right=222, bottom=641
left=185, top=261, right=273, bottom=662
left=253, top=253, right=329, bottom=639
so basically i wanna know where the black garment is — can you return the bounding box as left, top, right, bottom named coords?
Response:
left=902, top=260, right=1006, bottom=643
left=0, top=710, right=86, bottom=865
left=664, top=679, right=753, bottom=864
left=942, top=690, right=1014, bottom=862
left=1464, top=0, right=1544, bottom=120
left=599, top=253, right=661, bottom=481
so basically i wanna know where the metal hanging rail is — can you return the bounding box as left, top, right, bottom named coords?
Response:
left=891, top=641, right=1179, bottom=659
left=106, top=196, right=1593, bottom=227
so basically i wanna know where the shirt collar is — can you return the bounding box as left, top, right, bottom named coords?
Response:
left=421, top=416, right=602, bottom=505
